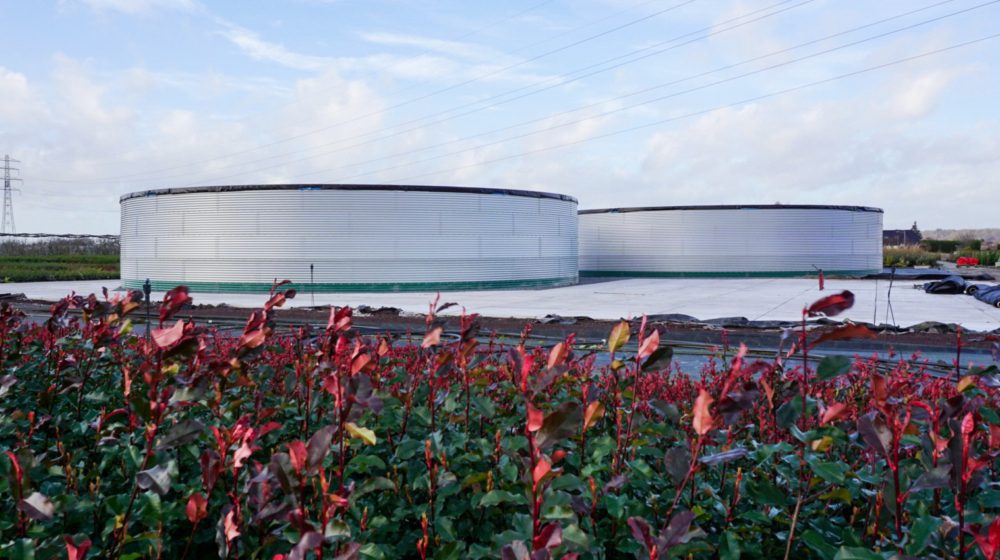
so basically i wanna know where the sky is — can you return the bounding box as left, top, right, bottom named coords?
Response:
left=1, top=0, right=998, bottom=234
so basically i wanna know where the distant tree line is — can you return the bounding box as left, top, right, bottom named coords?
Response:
left=0, top=237, right=120, bottom=257
left=923, top=228, right=1000, bottom=245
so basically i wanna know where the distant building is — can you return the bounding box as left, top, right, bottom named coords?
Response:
left=883, top=222, right=922, bottom=246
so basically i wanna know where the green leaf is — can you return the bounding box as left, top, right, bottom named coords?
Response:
left=908, top=466, right=950, bottom=493
left=2, top=539, right=35, bottom=560
left=472, top=396, right=495, bottom=418
left=641, top=346, right=673, bottom=372
left=324, top=519, right=351, bottom=540
left=719, top=530, right=741, bottom=560
left=906, top=515, right=940, bottom=556
left=607, top=321, right=630, bottom=353
left=154, top=419, right=205, bottom=450
left=359, top=543, right=387, bottom=560
left=801, top=530, right=838, bottom=558
left=478, top=490, right=526, bottom=507
left=777, top=398, right=802, bottom=429
left=808, top=458, right=847, bottom=484
left=435, top=517, right=457, bottom=543
left=394, top=439, right=422, bottom=460
left=816, top=355, right=851, bottom=380
left=562, top=524, right=590, bottom=550
left=833, top=546, right=885, bottom=560
left=347, top=454, right=386, bottom=474
left=745, top=479, right=786, bottom=507
left=604, top=494, right=628, bottom=520
left=818, top=488, right=852, bottom=504
left=354, top=477, right=396, bottom=500
left=432, top=542, right=463, bottom=560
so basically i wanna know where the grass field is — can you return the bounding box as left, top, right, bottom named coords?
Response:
left=0, top=254, right=119, bottom=282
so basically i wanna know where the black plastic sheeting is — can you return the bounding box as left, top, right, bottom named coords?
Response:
left=867, top=268, right=995, bottom=281
left=969, top=284, right=1000, bottom=308
left=922, top=275, right=968, bottom=294
left=919, top=276, right=1000, bottom=309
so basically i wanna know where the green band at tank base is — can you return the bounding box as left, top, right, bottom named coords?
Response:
left=579, top=269, right=880, bottom=278
left=122, top=276, right=579, bottom=293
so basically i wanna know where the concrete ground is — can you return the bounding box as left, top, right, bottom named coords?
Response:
left=4, top=276, right=999, bottom=332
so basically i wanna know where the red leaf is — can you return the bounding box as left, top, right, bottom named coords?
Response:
left=224, top=508, right=241, bottom=543
left=289, top=531, right=324, bottom=560
left=547, top=342, right=567, bottom=371
left=151, top=319, right=185, bottom=349
left=533, top=522, right=562, bottom=551
left=627, top=516, right=655, bottom=552
left=871, top=374, right=888, bottom=406
left=693, top=389, right=715, bottom=436
left=287, top=441, right=307, bottom=474
left=637, top=329, right=660, bottom=360
left=979, top=517, right=1000, bottom=560
left=327, top=306, right=352, bottom=333
left=376, top=338, right=391, bottom=357
left=820, top=402, right=850, bottom=426
left=233, top=441, right=253, bottom=469
left=186, top=492, right=208, bottom=524
left=239, top=328, right=268, bottom=351
left=351, top=354, right=371, bottom=375
left=962, top=412, right=976, bottom=436
left=64, top=536, right=92, bottom=560
left=583, top=400, right=605, bottom=431
left=806, top=290, right=855, bottom=317
left=810, top=323, right=876, bottom=348
left=422, top=326, right=442, bottom=348
left=159, top=286, right=191, bottom=322
left=533, top=457, right=552, bottom=488
left=257, top=421, right=282, bottom=440
left=527, top=403, right=544, bottom=432
left=3, top=451, right=22, bottom=486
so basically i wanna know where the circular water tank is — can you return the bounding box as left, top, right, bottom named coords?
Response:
left=120, top=184, right=578, bottom=292
left=579, top=205, right=883, bottom=277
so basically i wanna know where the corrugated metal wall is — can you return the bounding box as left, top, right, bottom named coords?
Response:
left=578, top=206, right=883, bottom=276
left=120, top=187, right=579, bottom=292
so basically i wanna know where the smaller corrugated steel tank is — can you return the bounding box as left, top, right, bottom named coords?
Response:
left=120, top=184, right=578, bottom=292
left=578, top=205, right=883, bottom=277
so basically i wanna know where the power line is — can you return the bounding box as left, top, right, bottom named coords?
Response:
left=192, top=0, right=979, bottom=187
left=151, top=0, right=813, bottom=187
left=2, top=155, right=22, bottom=234
left=379, top=33, right=1000, bottom=184
left=34, top=0, right=704, bottom=185
left=283, top=0, right=983, bottom=184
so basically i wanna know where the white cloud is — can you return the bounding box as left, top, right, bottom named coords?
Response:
left=889, top=69, right=960, bottom=118
left=0, top=67, right=46, bottom=124
left=359, top=32, right=512, bottom=63
left=218, top=23, right=559, bottom=86
left=75, top=0, right=197, bottom=15
left=218, top=25, right=333, bottom=71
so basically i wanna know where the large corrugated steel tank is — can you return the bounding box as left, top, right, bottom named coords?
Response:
left=120, top=185, right=579, bottom=292
left=579, top=205, right=883, bottom=277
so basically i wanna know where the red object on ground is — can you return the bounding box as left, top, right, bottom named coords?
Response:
left=957, top=257, right=980, bottom=267
left=818, top=270, right=824, bottom=290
